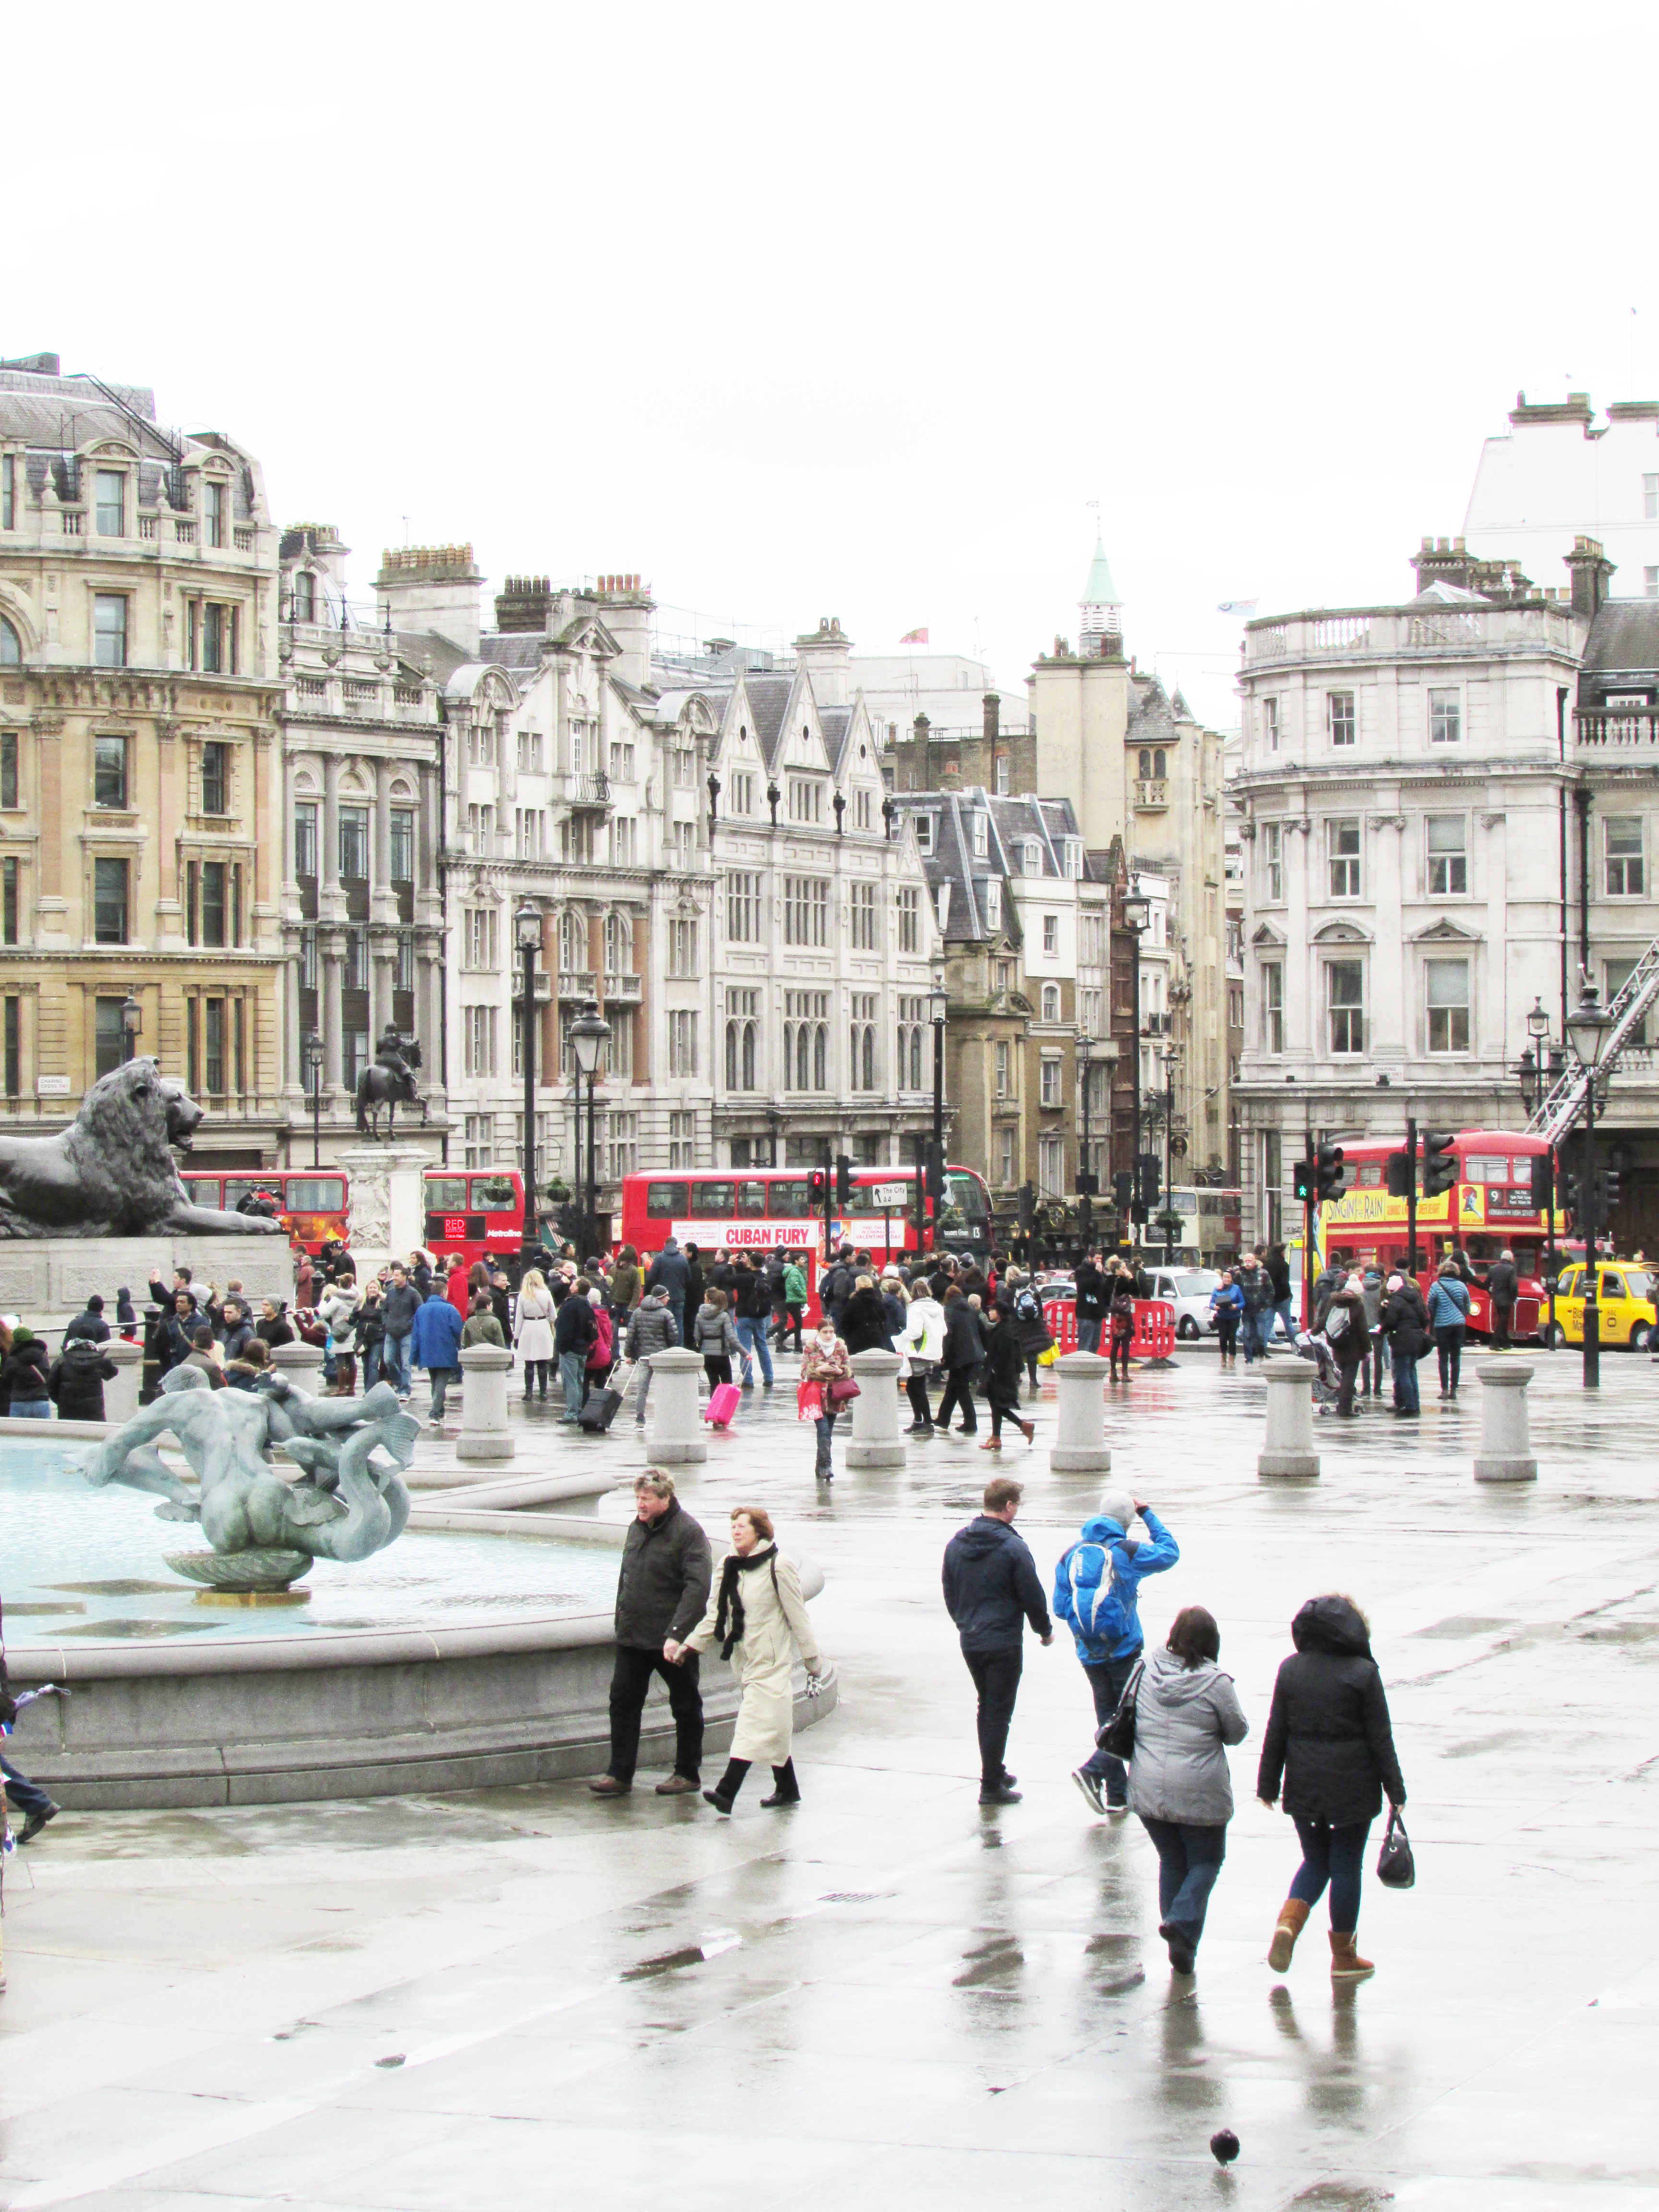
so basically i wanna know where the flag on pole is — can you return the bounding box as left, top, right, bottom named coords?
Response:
left=900, top=626, right=928, bottom=644
left=1216, top=600, right=1257, bottom=617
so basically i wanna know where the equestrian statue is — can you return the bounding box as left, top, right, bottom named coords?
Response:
left=354, top=1025, right=428, bottom=1139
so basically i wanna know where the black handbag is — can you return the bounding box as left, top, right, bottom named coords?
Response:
left=1376, top=1806, right=1415, bottom=1889
left=1094, top=1659, right=1143, bottom=1760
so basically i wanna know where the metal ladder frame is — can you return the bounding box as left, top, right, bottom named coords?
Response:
left=1528, top=938, right=1659, bottom=1149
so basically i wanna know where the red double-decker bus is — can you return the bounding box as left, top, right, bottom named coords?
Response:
left=178, top=1167, right=350, bottom=1257
left=1317, top=1128, right=1560, bottom=1339
left=423, top=1168, right=528, bottom=1274
left=617, top=1163, right=993, bottom=1311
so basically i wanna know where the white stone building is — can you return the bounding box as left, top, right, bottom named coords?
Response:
left=1232, top=533, right=1659, bottom=1250
left=1465, top=390, right=1659, bottom=602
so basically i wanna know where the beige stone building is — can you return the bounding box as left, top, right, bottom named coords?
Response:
left=0, top=356, right=283, bottom=1159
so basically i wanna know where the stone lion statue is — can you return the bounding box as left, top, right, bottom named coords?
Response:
left=0, top=1058, right=287, bottom=1238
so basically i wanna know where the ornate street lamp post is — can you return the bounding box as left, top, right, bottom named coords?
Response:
left=515, top=901, right=542, bottom=1272
left=120, top=993, right=142, bottom=1064
left=928, top=982, right=949, bottom=1253
left=303, top=1031, right=324, bottom=1170
left=567, top=998, right=612, bottom=1261
left=1122, top=888, right=1150, bottom=1258
left=1566, top=979, right=1614, bottom=1388
left=1076, top=1029, right=1095, bottom=1253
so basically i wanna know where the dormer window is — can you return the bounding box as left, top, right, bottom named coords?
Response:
left=984, top=879, right=1001, bottom=929
left=291, top=571, right=315, bottom=623
left=971, top=811, right=988, bottom=859
left=1063, top=838, right=1083, bottom=879
left=95, top=470, right=125, bottom=538
left=1023, top=840, right=1042, bottom=875
left=204, top=480, right=227, bottom=550
left=914, top=814, right=933, bottom=854
left=936, top=880, right=950, bottom=928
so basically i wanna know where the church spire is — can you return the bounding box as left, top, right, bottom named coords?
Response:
left=1079, top=535, right=1123, bottom=659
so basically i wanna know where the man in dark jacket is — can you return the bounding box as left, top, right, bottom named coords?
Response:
left=819, top=1246, right=856, bottom=1329
left=61, top=1294, right=110, bottom=1347
left=48, top=1337, right=119, bottom=1420
left=553, top=1283, right=597, bottom=1422
left=1257, top=1594, right=1406, bottom=1980
left=1380, top=1272, right=1430, bottom=1416
left=1266, top=1243, right=1294, bottom=1341
left=1487, top=1249, right=1519, bottom=1348
left=680, top=1246, right=706, bottom=1344
left=1322, top=1276, right=1370, bottom=1418
left=591, top=1471, right=714, bottom=1798
left=218, top=1299, right=257, bottom=1364
left=643, top=1238, right=689, bottom=1345
left=1236, top=1253, right=1274, bottom=1364
left=731, top=1257, right=774, bottom=1389
left=380, top=1266, right=423, bottom=1398
left=1074, top=1253, right=1107, bottom=1353
left=942, top=1476, right=1053, bottom=1804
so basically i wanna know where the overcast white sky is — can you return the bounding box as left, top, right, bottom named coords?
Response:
left=12, top=1, right=1657, bottom=727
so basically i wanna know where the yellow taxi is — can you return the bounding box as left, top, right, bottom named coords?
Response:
left=1548, top=1264, right=1656, bottom=1351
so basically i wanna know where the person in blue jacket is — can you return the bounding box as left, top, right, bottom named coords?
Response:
left=1054, top=1490, right=1180, bottom=1815
left=410, top=1287, right=464, bottom=1431
left=1208, top=1271, right=1245, bottom=1366
left=1426, top=1259, right=1472, bottom=1399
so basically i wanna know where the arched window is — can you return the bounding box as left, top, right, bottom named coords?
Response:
left=1138, top=748, right=1151, bottom=778
left=910, top=1024, right=922, bottom=1090
left=1042, top=983, right=1060, bottom=1022
left=1154, top=748, right=1166, bottom=779
left=557, top=910, right=583, bottom=974
left=813, top=1022, right=827, bottom=1090
left=604, top=911, right=631, bottom=977
left=743, top=1022, right=756, bottom=1090
left=0, top=617, right=19, bottom=666
left=725, top=1020, right=739, bottom=1091
left=795, top=1023, right=810, bottom=1092
left=861, top=1025, right=874, bottom=1090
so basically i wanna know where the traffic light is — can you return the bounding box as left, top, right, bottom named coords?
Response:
left=807, top=1167, right=828, bottom=1205
left=1529, top=1152, right=1554, bottom=1210
left=1113, top=1168, right=1135, bottom=1214
left=1421, top=1130, right=1457, bottom=1200
left=1601, top=1165, right=1622, bottom=1213
left=835, top=1154, right=854, bottom=1210
left=1136, top=1152, right=1161, bottom=1210
left=1315, top=1142, right=1346, bottom=1204
left=924, top=1141, right=946, bottom=1200
left=1292, top=1157, right=1316, bottom=1204
left=1385, top=1149, right=1414, bottom=1199
left=1558, top=1163, right=1580, bottom=1215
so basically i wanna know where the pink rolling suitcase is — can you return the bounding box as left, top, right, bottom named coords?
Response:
left=703, top=1381, right=741, bottom=1427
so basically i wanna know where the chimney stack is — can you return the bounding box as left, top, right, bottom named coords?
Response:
left=982, top=692, right=1000, bottom=743
left=1564, top=535, right=1616, bottom=622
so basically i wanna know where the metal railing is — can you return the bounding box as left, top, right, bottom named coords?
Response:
left=1529, top=938, right=1659, bottom=1147
left=570, top=773, right=612, bottom=810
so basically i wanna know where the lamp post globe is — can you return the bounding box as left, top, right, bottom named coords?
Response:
left=303, top=1030, right=325, bottom=1171
left=1527, top=995, right=1551, bottom=1044
left=120, top=992, right=142, bottom=1064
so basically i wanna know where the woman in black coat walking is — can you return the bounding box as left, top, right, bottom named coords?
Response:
left=839, top=1277, right=891, bottom=1356
left=936, top=1286, right=985, bottom=1436
left=979, top=1301, right=1034, bottom=1451
left=1257, top=1593, right=1406, bottom=1982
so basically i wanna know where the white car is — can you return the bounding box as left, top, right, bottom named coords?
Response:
left=1143, top=1266, right=1224, bottom=1339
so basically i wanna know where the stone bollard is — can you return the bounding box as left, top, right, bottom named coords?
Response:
left=456, top=1343, right=515, bottom=1463
left=1259, top=1361, right=1320, bottom=1479
left=845, top=1348, right=905, bottom=1468
left=1050, top=1351, right=1112, bottom=1473
left=646, top=1347, right=707, bottom=1466
left=1473, top=1359, right=1537, bottom=1482
left=270, top=1338, right=325, bottom=1395
left=103, top=1338, right=143, bottom=1428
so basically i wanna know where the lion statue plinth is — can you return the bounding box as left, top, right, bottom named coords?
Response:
left=0, top=1058, right=287, bottom=1239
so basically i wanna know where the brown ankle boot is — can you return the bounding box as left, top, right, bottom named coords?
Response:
left=1329, top=1929, right=1375, bottom=1980
left=1267, top=1898, right=1310, bottom=1972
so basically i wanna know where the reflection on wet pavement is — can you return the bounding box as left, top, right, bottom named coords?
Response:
left=2, top=1346, right=1657, bottom=2208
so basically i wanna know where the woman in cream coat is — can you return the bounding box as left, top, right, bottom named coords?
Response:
left=512, top=1268, right=557, bottom=1402
left=668, top=1505, right=823, bottom=1813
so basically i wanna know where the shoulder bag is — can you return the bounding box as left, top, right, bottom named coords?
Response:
left=1375, top=1806, right=1415, bottom=1889
left=1094, top=1657, right=1143, bottom=1760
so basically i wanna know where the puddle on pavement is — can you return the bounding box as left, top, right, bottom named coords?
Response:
left=1412, top=1616, right=1515, bottom=1638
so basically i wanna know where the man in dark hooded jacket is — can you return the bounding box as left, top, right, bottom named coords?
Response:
left=48, top=1337, right=119, bottom=1420
left=62, top=1294, right=110, bottom=1347
left=942, top=1476, right=1053, bottom=1804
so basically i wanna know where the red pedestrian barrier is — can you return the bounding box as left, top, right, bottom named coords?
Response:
left=1043, top=1299, right=1078, bottom=1353
left=1130, top=1300, right=1176, bottom=1359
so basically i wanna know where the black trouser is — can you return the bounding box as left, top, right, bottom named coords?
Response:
left=963, top=1644, right=1022, bottom=1785
left=1108, top=1326, right=1133, bottom=1377
left=781, top=1303, right=805, bottom=1351
left=988, top=1392, right=1023, bottom=1439
left=1492, top=1303, right=1514, bottom=1349
left=1436, top=1324, right=1465, bottom=1392
left=938, top=1366, right=978, bottom=1431
left=1216, top=1313, right=1238, bottom=1359
left=607, top=1644, right=704, bottom=1782
left=1024, top=1354, right=1040, bottom=1392
left=905, top=1372, right=934, bottom=1426
left=1334, top=1348, right=1365, bottom=1415
left=704, top=1355, right=732, bottom=1391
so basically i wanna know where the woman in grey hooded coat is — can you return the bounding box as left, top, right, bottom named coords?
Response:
left=1128, top=1603, right=1249, bottom=1975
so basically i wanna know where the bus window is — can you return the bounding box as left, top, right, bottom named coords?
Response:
left=287, top=1177, right=345, bottom=1212
left=943, top=1171, right=989, bottom=1220
left=1511, top=1156, right=1540, bottom=1185
left=736, top=1180, right=767, bottom=1216
left=427, top=1176, right=468, bottom=1213
left=1467, top=1155, right=1509, bottom=1184
left=646, top=1180, right=687, bottom=1219
left=1356, top=1163, right=1382, bottom=1188
left=1171, top=1191, right=1198, bottom=1216
left=694, top=1180, right=734, bottom=1216
left=471, top=1175, right=517, bottom=1210
left=184, top=1175, right=224, bottom=1207
left=770, top=1179, right=810, bottom=1216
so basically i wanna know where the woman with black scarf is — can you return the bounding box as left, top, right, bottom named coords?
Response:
left=668, top=1505, right=825, bottom=1814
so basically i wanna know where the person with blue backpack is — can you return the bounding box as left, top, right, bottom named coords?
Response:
left=1053, top=1489, right=1180, bottom=1815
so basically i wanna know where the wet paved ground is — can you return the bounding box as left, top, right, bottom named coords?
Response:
left=3, top=1343, right=1658, bottom=2210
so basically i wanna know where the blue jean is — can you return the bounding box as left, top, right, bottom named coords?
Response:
left=363, top=1340, right=383, bottom=1392
left=1076, top=1314, right=1101, bottom=1354
left=1080, top=1651, right=1139, bottom=1796
left=559, top=1348, right=588, bottom=1420
left=1274, top=1298, right=1295, bottom=1341
left=383, top=1333, right=412, bottom=1394
left=734, top=1314, right=773, bottom=1386
left=1240, top=1309, right=1267, bottom=1363
left=1290, top=1815, right=1373, bottom=1933
left=1140, top=1815, right=1227, bottom=1946
left=1393, top=1351, right=1421, bottom=1413
left=427, top=1365, right=461, bottom=1420
left=8, top=1400, right=50, bottom=1418
left=1, top=1755, right=52, bottom=1817
left=813, top=1411, right=836, bottom=1471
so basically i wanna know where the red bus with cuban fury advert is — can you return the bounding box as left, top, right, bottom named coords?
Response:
left=1316, top=1127, right=1561, bottom=1341
left=617, top=1162, right=992, bottom=1311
